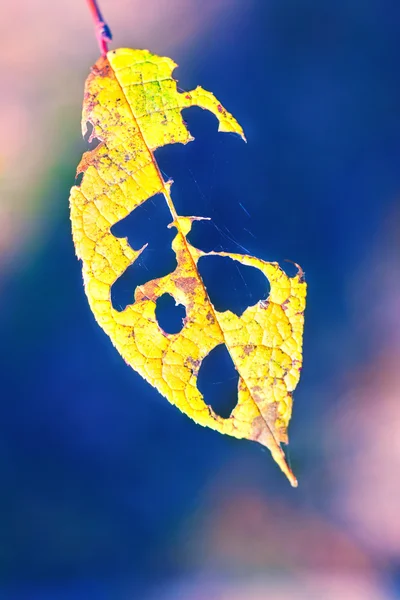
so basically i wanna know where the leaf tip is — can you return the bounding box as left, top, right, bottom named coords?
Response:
left=275, top=451, right=298, bottom=487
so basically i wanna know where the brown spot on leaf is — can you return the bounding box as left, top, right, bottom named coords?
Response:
left=243, top=344, right=254, bottom=356
left=175, top=276, right=198, bottom=294
left=185, top=356, right=201, bottom=375
left=76, top=145, right=105, bottom=175
left=136, top=279, right=159, bottom=302
left=92, top=56, right=112, bottom=79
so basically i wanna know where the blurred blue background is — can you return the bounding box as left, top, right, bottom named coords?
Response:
left=1, top=0, right=400, bottom=598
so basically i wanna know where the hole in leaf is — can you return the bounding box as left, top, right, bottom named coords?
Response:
left=187, top=219, right=238, bottom=253
left=154, top=107, right=244, bottom=221
left=198, top=255, right=270, bottom=316
left=84, top=121, right=102, bottom=150
left=197, top=344, right=238, bottom=419
left=111, top=194, right=177, bottom=311
left=155, top=293, right=186, bottom=334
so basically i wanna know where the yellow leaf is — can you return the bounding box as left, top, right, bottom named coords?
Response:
left=69, top=48, right=306, bottom=486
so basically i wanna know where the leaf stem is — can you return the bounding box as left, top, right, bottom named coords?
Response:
left=86, top=0, right=112, bottom=56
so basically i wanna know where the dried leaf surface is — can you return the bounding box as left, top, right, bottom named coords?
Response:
left=69, top=48, right=306, bottom=485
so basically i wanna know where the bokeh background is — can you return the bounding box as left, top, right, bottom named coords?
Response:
left=1, top=0, right=400, bottom=598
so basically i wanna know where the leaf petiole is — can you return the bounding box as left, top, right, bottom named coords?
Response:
left=86, top=0, right=112, bottom=55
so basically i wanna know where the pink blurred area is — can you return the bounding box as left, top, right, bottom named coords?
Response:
left=147, top=576, right=394, bottom=600
left=148, top=455, right=395, bottom=598
left=0, top=0, right=246, bottom=268
left=328, top=210, right=400, bottom=561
